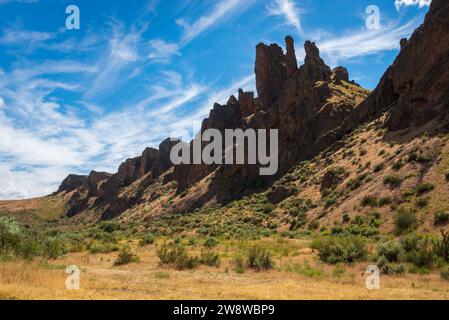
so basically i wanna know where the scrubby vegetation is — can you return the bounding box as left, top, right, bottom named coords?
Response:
left=114, top=247, right=140, bottom=266
left=246, top=246, right=274, bottom=271
left=156, top=243, right=198, bottom=270
left=384, top=175, right=402, bottom=188
left=416, top=183, right=435, bottom=195
left=311, top=236, right=367, bottom=264
left=435, top=212, right=449, bottom=226
left=394, top=206, right=417, bottom=233
left=0, top=216, right=84, bottom=261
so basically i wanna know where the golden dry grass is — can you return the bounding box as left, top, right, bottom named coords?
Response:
left=1, top=240, right=449, bottom=300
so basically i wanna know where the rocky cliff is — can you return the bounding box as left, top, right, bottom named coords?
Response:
left=55, top=0, right=449, bottom=222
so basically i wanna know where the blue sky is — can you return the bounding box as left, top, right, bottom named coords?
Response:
left=0, top=0, right=431, bottom=199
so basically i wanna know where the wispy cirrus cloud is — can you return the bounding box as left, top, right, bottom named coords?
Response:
left=395, top=0, right=431, bottom=10
left=267, top=0, right=303, bottom=35
left=309, top=18, right=420, bottom=66
left=147, top=0, right=254, bottom=64
left=0, top=42, right=253, bottom=200
left=148, top=39, right=180, bottom=63
left=84, top=22, right=144, bottom=99
left=176, top=0, right=254, bottom=46
left=0, top=0, right=38, bottom=4
left=0, top=29, right=54, bottom=45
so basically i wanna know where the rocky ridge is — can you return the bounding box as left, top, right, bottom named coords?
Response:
left=53, top=0, right=449, bottom=224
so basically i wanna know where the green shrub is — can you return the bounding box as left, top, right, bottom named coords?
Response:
left=405, top=236, right=437, bottom=268
left=247, top=246, right=274, bottom=271
left=445, top=172, right=449, bottom=182
left=99, top=221, right=119, bottom=233
left=204, top=237, right=219, bottom=248
left=199, top=249, right=220, bottom=267
left=361, top=195, right=378, bottom=207
left=88, top=241, right=119, bottom=254
left=90, top=230, right=117, bottom=243
left=19, top=236, right=42, bottom=261
left=416, top=197, right=429, bottom=208
left=407, top=152, right=418, bottom=163
left=377, top=240, right=403, bottom=262
left=416, top=183, right=434, bottom=195
left=42, top=237, right=66, bottom=260
left=392, top=161, right=404, bottom=171
left=0, top=217, right=21, bottom=255
left=234, top=255, right=245, bottom=274
left=394, top=207, right=417, bottom=233
left=173, top=237, right=182, bottom=244
left=156, top=244, right=198, bottom=270
left=260, top=203, right=275, bottom=214
left=384, top=175, right=402, bottom=188
left=400, top=233, right=421, bottom=252
left=394, top=264, right=406, bottom=275
left=311, top=236, right=367, bottom=264
left=379, top=197, right=392, bottom=207
left=139, top=234, right=155, bottom=246
left=436, top=231, right=449, bottom=262
left=346, top=173, right=370, bottom=191
left=400, top=231, right=449, bottom=268
left=434, top=212, right=449, bottom=225
left=114, top=247, right=140, bottom=266
left=283, top=260, right=325, bottom=278
left=342, top=213, right=351, bottom=224
left=373, top=163, right=384, bottom=173
left=441, top=266, right=449, bottom=281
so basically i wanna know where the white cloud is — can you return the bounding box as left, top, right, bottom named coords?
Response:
left=0, top=97, right=4, bottom=109
left=0, top=0, right=38, bottom=5
left=177, top=0, right=253, bottom=45
left=148, top=39, right=180, bottom=63
left=312, top=18, right=419, bottom=66
left=395, top=0, right=431, bottom=10
left=0, top=29, right=54, bottom=45
left=148, top=0, right=254, bottom=63
left=84, top=23, right=143, bottom=99
left=267, top=0, right=302, bottom=35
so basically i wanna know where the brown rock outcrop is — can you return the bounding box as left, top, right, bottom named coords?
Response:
left=255, top=42, right=287, bottom=108
left=331, top=67, right=350, bottom=85
left=56, top=174, right=87, bottom=194
left=87, top=171, right=111, bottom=196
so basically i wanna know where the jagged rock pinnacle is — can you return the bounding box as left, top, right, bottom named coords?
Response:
left=285, top=36, right=298, bottom=77
left=301, top=40, right=331, bottom=82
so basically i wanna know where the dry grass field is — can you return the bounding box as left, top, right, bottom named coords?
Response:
left=1, top=239, right=449, bottom=300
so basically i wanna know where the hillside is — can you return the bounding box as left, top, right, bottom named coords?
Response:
left=2, top=0, right=449, bottom=301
